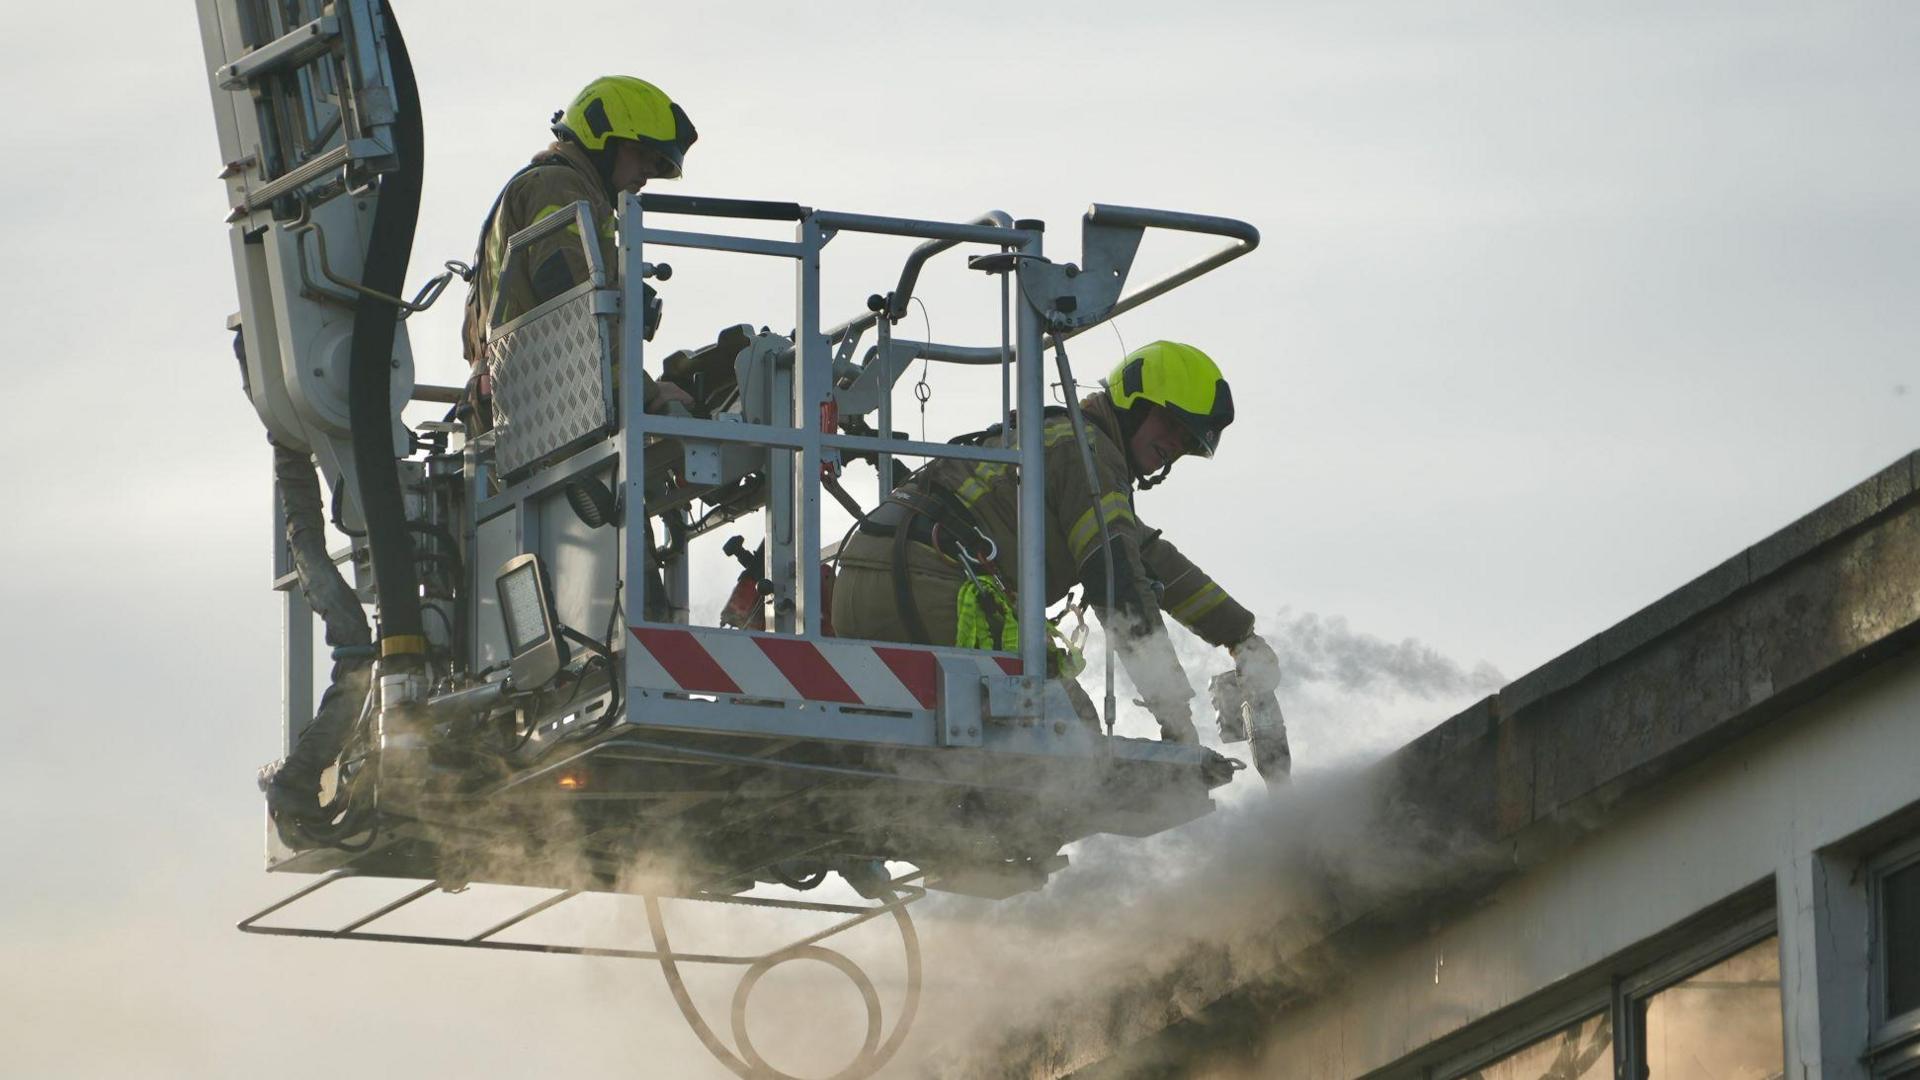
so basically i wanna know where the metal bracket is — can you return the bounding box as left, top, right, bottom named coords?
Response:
left=681, top=439, right=762, bottom=486
left=983, top=673, right=1046, bottom=724
left=935, top=654, right=987, bottom=746
left=833, top=338, right=925, bottom=417
left=292, top=218, right=460, bottom=316
left=1017, top=215, right=1145, bottom=329
left=734, top=332, right=796, bottom=427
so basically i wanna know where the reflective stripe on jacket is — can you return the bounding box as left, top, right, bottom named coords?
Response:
left=460, top=140, right=660, bottom=408
left=918, top=394, right=1248, bottom=639
left=1142, top=532, right=1254, bottom=648
left=835, top=393, right=1254, bottom=713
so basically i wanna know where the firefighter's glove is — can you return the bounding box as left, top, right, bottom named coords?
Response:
left=1247, top=688, right=1291, bottom=784
left=1210, top=671, right=1251, bottom=743
left=1230, top=634, right=1283, bottom=696
left=1153, top=697, right=1200, bottom=745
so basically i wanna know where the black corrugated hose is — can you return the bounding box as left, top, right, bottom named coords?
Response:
left=346, top=0, right=427, bottom=657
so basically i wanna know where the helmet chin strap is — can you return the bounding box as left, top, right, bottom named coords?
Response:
left=1114, top=397, right=1177, bottom=489
left=1136, top=461, right=1175, bottom=490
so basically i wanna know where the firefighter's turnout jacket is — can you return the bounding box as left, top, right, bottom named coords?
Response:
left=461, top=140, right=663, bottom=410
left=831, top=393, right=1256, bottom=730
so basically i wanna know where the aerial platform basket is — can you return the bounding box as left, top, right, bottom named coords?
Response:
left=236, top=187, right=1258, bottom=1080
left=265, top=192, right=1259, bottom=900
left=202, top=1, right=1263, bottom=1073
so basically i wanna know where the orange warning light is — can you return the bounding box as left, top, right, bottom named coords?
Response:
left=557, top=770, right=588, bottom=791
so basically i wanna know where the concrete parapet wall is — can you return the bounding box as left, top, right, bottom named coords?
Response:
left=1392, top=449, right=1920, bottom=847
left=973, top=450, right=1920, bottom=1078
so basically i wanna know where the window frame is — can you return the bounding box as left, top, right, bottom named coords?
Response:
left=1615, top=908, right=1781, bottom=1078
left=1427, top=906, right=1781, bottom=1080
left=1430, top=993, right=1614, bottom=1080
left=1871, top=835, right=1920, bottom=1073
left=1876, top=1041, right=1920, bottom=1080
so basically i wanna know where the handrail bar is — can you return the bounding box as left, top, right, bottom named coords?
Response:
left=491, top=201, right=605, bottom=329
left=873, top=203, right=1260, bottom=364
left=885, top=210, right=1016, bottom=322
left=823, top=210, right=1018, bottom=346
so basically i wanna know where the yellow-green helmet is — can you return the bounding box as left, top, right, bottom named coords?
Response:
left=1106, top=341, right=1234, bottom=457
left=552, top=76, right=697, bottom=177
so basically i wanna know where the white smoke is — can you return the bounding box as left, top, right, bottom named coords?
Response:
left=213, top=608, right=1507, bottom=1080
left=1264, top=608, right=1507, bottom=700
left=1074, top=607, right=1505, bottom=769
left=861, top=610, right=1514, bottom=1078
left=897, top=765, right=1506, bottom=1078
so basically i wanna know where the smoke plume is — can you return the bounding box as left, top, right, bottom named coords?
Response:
left=231, top=609, right=1507, bottom=1080
left=1264, top=608, right=1506, bottom=700
left=892, top=765, right=1505, bottom=1078
left=857, top=611, right=1513, bottom=1078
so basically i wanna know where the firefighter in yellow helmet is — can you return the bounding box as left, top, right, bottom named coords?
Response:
left=267, top=78, right=700, bottom=842
left=831, top=341, right=1284, bottom=755
left=461, top=75, right=698, bottom=427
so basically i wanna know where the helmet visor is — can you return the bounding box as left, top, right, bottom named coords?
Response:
left=640, top=142, right=684, bottom=180
left=1179, top=420, right=1221, bottom=458
left=1165, top=381, right=1232, bottom=459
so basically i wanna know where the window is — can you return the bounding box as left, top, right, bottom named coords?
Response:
left=1422, top=904, right=1784, bottom=1080
left=1874, top=840, right=1920, bottom=1076
left=1882, top=857, right=1920, bottom=1021
left=1455, top=1013, right=1612, bottom=1080
left=1635, top=935, right=1783, bottom=1078
left=1609, top=910, right=1785, bottom=1080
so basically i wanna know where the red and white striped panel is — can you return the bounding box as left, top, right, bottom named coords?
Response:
left=629, top=625, right=1022, bottom=711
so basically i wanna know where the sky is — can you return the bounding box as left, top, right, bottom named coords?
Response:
left=1, top=1, right=1917, bottom=1077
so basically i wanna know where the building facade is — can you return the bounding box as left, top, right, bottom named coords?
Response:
left=996, top=452, right=1920, bottom=1079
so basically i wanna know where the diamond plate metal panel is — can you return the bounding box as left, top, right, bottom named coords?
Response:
left=485, top=288, right=613, bottom=479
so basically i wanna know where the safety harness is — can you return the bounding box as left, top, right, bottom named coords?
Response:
left=856, top=438, right=1086, bottom=672
left=461, top=157, right=555, bottom=366
left=856, top=486, right=1000, bottom=645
